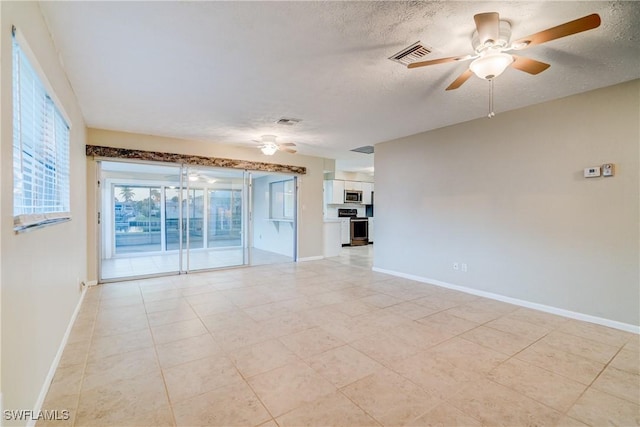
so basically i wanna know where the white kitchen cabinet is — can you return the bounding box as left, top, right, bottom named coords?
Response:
left=324, top=180, right=345, bottom=205
left=344, top=181, right=362, bottom=191
left=362, top=182, right=373, bottom=204
left=368, top=217, right=374, bottom=243
left=340, top=218, right=351, bottom=245
left=323, top=220, right=342, bottom=257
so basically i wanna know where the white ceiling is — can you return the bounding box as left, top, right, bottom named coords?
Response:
left=39, top=1, right=640, bottom=173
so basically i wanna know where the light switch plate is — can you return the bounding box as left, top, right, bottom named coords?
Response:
left=584, top=167, right=601, bottom=178
left=602, top=163, right=615, bottom=177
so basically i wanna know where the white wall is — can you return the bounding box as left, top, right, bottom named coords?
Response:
left=375, top=80, right=639, bottom=328
left=1, top=1, right=87, bottom=421
left=252, top=175, right=295, bottom=257
left=87, top=128, right=326, bottom=278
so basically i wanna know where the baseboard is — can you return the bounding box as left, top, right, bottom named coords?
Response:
left=372, top=267, right=640, bottom=335
left=28, top=286, right=88, bottom=427
left=297, top=256, right=324, bottom=262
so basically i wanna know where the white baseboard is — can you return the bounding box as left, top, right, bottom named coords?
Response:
left=28, top=286, right=87, bottom=427
left=297, top=256, right=324, bottom=262
left=372, top=267, right=640, bottom=335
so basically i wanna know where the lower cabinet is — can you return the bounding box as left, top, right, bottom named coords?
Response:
left=368, top=217, right=374, bottom=243
left=340, top=218, right=351, bottom=245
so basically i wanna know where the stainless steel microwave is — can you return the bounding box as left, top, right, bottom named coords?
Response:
left=344, top=190, right=363, bottom=203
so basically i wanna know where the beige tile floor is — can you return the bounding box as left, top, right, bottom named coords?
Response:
left=40, top=246, right=639, bottom=426
left=102, top=247, right=293, bottom=280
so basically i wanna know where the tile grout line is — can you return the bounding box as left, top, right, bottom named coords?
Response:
left=68, top=286, right=101, bottom=427
left=186, top=281, right=282, bottom=426
left=142, top=282, right=179, bottom=427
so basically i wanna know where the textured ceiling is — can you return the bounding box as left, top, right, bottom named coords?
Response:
left=39, top=1, right=640, bottom=172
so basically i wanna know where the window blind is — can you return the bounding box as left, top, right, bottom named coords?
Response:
left=12, top=32, right=71, bottom=232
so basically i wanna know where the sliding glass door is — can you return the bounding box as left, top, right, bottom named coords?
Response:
left=99, top=161, right=248, bottom=281
left=181, top=166, right=246, bottom=271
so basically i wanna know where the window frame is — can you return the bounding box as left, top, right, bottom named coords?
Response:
left=12, top=27, right=72, bottom=233
left=269, top=179, right=295, bottom=220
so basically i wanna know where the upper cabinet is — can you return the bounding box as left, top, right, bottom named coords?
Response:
left=362, top=182, right=374, bottom=205
left=324, top=180, right=374, bottom=205
left=344, top=181, right=362, bottom=191
left=324, top=179, right=345, bottom=205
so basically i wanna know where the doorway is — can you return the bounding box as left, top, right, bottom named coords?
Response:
left=98, top=160, right=297, bottom=281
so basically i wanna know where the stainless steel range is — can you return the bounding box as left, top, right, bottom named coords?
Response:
left=338, top=208, right=369, bottom=246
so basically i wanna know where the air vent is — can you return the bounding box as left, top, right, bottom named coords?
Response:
left=277, top=117, right=302, bottom=126
left=351, top=146, right=374, bottom=154
left=389, top=41, right=432, bottom=66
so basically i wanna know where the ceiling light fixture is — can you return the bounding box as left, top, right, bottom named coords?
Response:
left=468, top=50, right=513, bottom=118
left=259, top=135, right=279, bottom=155
left=254, top=134, right=297, bottom=155
left=469, top=50, right=514, bottom=80
left=260, top=143, right=278, bottom=156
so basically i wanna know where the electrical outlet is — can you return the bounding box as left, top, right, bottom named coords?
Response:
left=453, top=262, right=459, bottom=271
left=461, top=263, right=468, bottom=272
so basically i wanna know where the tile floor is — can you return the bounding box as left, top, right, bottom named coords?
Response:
left=101, top=248, right=293, bottom=280
left=40, top=246, right=639, bottom=426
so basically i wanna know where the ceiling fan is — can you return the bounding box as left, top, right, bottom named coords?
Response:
left=253, top=135, right=297, bottom=155
left=408, top=12, right=601, bottom=91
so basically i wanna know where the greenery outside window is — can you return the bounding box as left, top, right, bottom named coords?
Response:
left=12, top=29, right=71, bottom=232
left=269, top=179, right=295, bottom=220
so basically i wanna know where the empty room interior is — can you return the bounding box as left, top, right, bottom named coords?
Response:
left=0, top=1, right=639, bottom=426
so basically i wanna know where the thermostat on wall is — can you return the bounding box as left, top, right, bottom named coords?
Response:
left=602, top=163, right=615, bottom=177
left=584, top=167, right=601, bottom=178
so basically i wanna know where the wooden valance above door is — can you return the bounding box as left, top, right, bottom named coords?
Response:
left=86, top=145, right=307, bottom=175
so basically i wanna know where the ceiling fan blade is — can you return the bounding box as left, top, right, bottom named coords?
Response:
left=280, top=148, right=297, bottom=154
left=511, top=14, right=601, bottom=49
left=445, top=69, right=474, bottom=91
left=280, top=142, right=296, bottom=147
left=474, top=12, right=500, bottom=45
left=510, top=55, right=550, bottom=75
left=407, top=54, right=474, bottom=69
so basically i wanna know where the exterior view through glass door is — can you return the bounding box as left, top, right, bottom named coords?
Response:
left=99, top=161, right=248, bottom=281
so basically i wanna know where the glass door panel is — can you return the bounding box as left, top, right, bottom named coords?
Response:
left=113, top=185, right=162, bottom=255
left=208, top=190, right=242, bottom=247
left=185, top=188, right=205, bottom=250
left=184, top=166, right=246, bottom=271
left=164, top=187, right=182, bottom=251
left=99, top=161, right=181, bottom=281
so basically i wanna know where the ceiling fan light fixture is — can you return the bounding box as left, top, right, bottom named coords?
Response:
left=261, top=143, right=278, bottom=156
left=258, top=135, right=279, bottom=155
left=469, top=52, right=513, bottom=80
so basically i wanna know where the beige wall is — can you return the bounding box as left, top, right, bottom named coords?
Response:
left=374, top=80, right=640, bottom=327
left=1, top=1, right=87, bottom=420
left=86, top=129, right=326, bottom=280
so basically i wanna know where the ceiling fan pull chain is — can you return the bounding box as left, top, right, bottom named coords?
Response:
left=488, top=78, right=496, bottom=118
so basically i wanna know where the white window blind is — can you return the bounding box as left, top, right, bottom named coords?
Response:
left=13, top=30, right=71, bottom=232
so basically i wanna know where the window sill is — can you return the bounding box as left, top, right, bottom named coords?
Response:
left=267, top=218, right=294, bottom=232
left=14, top=213, right=71, bottom=233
